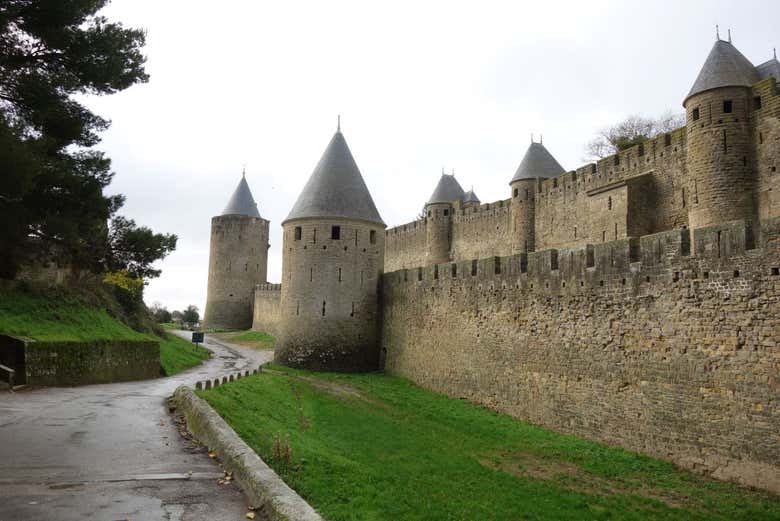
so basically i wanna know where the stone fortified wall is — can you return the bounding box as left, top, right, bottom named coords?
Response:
left=253, top=283, right=281, bottom=338
left=381, top=218, right=780, bottom=493
left=384, top=75, right=780, bottom=270
left=0, top=335, right=160, bottom=386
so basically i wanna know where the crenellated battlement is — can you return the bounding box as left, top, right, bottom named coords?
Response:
left=384, top=218, right=778, bottom=298
left=254, top=283, right=282, bottom=292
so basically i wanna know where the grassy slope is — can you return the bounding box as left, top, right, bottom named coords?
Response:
left=214, top=330, right=275, bottom=349
left=159, top=333, right=210, bottom=376
left=200, top=365, right=780, bottom=521
left=0, top=288, right=147, bottom=341
left=0, top=288, right=210, bottom=376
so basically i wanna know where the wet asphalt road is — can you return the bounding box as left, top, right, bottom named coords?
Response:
left=0, top=333, right=273, bottom=521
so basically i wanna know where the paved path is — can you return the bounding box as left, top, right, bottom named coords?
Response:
left=0, top=333, right=273, bottom=521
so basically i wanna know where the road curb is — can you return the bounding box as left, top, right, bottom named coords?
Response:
left=171, top=385, right=323, bottom=521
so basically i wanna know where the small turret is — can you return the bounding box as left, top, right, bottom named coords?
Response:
left=204, top=172, right=270, bottom=329
left=509, top=140, right=564, bottom=253
left=684, top=38, right=759, bottom=232
left=424, top=173, right=464, bottom=264
left=276, top=125, right=385, bottom=372
left=462, top=188, right=480, bottom=209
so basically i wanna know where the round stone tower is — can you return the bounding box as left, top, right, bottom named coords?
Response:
left=684, top=38, right=759, bottom=230
left=204, top=173, right=269, bottom=330
left=509, top=140, right=564, bottom=253
left=276, top=126, right=386, bottom=372
left=424, top=173, right=464, bottom=264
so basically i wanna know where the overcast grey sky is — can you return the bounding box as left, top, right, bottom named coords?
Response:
left=84, top=0, right=780, bottom=312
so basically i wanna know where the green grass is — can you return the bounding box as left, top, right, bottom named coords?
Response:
left=0, top=288, right=148, bottom=342
left=159, top=333, right=211, bottom=376
left=200, top=365, right=780, bottom=521
left=214, top=330, right=275, bottom=349
left=0, top=288, right=211, bottom=376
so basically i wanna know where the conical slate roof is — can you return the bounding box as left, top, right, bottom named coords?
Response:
left=510, top=142, right=565, bottom=183
left=684, top=40, right=760, bottom=105
left=463, top=189, right=480, bottom=204
left=284, top=130, right=384, bottom=226
left=222, top=175, right=261, bottom=218
left=757, top=56, right=780, bottom=81
left=427, top=174, right=465, bottom=204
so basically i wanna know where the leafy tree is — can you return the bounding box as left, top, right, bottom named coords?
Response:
left=107, top=216, right=177, bottom=279
left=584, top=112, right=685, bottom=161
left=182, top=305, right=200, bottom=327
left=0, top=1, right=172, bottom=279
left=149, top=302, right=172, bottom=324
left=171, top=310, right=184, bottom=325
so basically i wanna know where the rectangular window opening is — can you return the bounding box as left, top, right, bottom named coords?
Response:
left=664, top=133, right=672, bottom=147
left=753, top=96, right=762, bottom=110
left=692, top=107, right=700, bottom=121
left=434, top=265, right=439, bottom=279
left=294, top=226, right=302, bottom=240
left=723, top=100, right=733, bottom=113
left=494, top=256, right=502, bottom=275
left=369, top=230, right=376, bottom=244
left=417, top=267, right=422, bottom=281
left=451, top=263, right=457, bottom=278
left=471, top=259, right=478, bottom=276
left=331, top=225, right=341, bottom=240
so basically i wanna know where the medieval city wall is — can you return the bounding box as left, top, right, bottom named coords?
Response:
left=535, top=127, right=689, bottom=250
left=381, top=217, right=780, bottom=493
left=252, top=283, right=281, bottom=338
left=451, top=200, right=514, bottom=260
left=384, top=128, right=692, bottom=269
left=384, top=220, right=427, bottom=272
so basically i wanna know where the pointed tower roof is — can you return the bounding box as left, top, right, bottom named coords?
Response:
left=757, top=51, right=780, bottom=81
left=684, top=39, right=760, bottom=105
left=510, top=142, right=565, bottom=183
left=463, top=189, right=480, bottom=204
left=284, top=130, right=384, bottom=226
left=427, top=174, right=465, bottom=204
left=222, top=173, right=261, bottom=218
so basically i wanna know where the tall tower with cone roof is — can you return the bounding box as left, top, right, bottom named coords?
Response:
left=684, top=37, right=760, bottom=232
left=203, top=172, right=270, bottom=329
left=509, top=140, right=565, bottom=253
left=276, top=125, right=386, bottom=372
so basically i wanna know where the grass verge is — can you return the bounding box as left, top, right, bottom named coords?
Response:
left=159, top=333, right=210, bottom=376
left=213, top=330, right=275, bottom=350
left=199, top=364, right=780, bottom=521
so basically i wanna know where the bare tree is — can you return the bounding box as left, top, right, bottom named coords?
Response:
left=583, top=111, right=685, bottom=162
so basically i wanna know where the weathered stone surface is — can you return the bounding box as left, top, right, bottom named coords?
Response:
left=0, top=335, right=159, bottom=386
left=274, top=218, right=384, bottom=372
